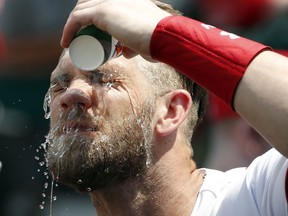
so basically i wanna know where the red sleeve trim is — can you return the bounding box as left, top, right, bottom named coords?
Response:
left=275, top=50, right=288, bottom=57
left=150, top=16, right=270, bottom=108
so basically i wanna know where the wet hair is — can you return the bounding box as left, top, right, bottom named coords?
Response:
left=136, top=1, right=208, bottom=145
left=154, top=0, right=182, bottom=15
left=134, top=57, right=208, bottom=146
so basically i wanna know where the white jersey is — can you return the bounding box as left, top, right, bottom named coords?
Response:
left=192, top=149, right=288, bottom=216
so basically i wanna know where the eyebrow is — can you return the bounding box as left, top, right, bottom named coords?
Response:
left=50, top=71, right=71, bottom=85
left=94, top=65, right=124, bottom=76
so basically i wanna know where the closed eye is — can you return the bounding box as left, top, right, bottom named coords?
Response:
left=50, top=73, right=71, bottom=93
left=50, top=81, right=66, bottom=93
left=90, top=72, right=118, bottom=87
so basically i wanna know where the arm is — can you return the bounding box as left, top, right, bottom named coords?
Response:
left=235, top=51, right=288, bottom=157
left=61, top=0, right=288, bottom=157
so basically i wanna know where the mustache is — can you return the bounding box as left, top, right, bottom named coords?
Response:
left=50, top=105, right=102, bottom=135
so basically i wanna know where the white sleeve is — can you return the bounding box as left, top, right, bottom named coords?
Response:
left=212, top=148, right=287, bottom=216
left=246, top=148, right=288, bottom=216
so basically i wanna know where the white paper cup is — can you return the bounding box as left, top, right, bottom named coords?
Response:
left=69, top=25, right=122, bottom=71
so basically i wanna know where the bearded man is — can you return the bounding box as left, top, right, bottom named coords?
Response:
left=46, top=1, right=288, bottom=215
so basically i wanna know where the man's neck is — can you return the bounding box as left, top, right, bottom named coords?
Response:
left=89, top=151, right=203, bottom=216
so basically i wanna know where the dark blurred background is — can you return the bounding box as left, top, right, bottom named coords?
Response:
left=0, top=0, right=287, bottom=215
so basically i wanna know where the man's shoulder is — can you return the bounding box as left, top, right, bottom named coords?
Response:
left=192, top=149, right=287, bottom=216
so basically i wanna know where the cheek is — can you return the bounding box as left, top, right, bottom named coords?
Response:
left=105, top=99, right=130, bottom=118
left=112, top=85, right=145, bottom=115
left=100, top=98, right=131, bottom=124
left=108, top=88, right=137, bottom=109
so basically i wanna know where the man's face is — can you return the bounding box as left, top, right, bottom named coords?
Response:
left=46, top=52, right=156, bottom=192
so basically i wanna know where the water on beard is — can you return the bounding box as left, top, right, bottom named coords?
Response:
left=40, top=77, right=154, bottom=213
left=121, top=83, right=153, bottom=167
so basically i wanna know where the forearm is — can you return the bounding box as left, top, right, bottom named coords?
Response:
left=234, top=51, right=288, bottom=157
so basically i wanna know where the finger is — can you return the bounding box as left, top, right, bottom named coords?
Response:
left=61, top=7, right=98, bottom=48
left=61, top=0, right=107, bottom=47
left=61, top=19, right=82, bottom=48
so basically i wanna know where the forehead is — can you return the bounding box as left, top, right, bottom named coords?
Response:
left=51, top=50, right=148, bottom=83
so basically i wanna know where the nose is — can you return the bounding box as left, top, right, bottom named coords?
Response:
left=59, top=89, right=92, bottom=111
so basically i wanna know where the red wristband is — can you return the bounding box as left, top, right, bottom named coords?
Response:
left=150, top=16, right=270, bottom=108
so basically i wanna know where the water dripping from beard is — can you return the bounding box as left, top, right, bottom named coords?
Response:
left=46, top=108, right=154, bottom=191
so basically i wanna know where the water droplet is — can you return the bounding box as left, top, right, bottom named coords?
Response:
left=39, top=205, right=44, bottom=210
left=49, top=180, right=55, bottom=216
left=43, top=87, right=52, bottom=119
left=106, top=82, right=113, bottom=89
left=53, top=196, right=57, bottom=201
left=32, top=176, right=35, bottom=180
left=104, top=168, right=109, bottom=173
left=77, top=180, right=82, bottom=184
left=41, top=142, right=47, bottom=150
left=35, top=156, right=40, bottom=160
left=44, top=182, right=49, bottom=189
left=146, top=161, right=151, bottom=167
left=42, top=193, right=46, bottom=198
left=86, top=187, right=91, bottom=192
left=37, top=169, right=41, bottom=172
left=39, top=161, right=45, bottom=166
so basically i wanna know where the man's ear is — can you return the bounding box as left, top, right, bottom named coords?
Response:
left=155, top=90, right=192, bottom=137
